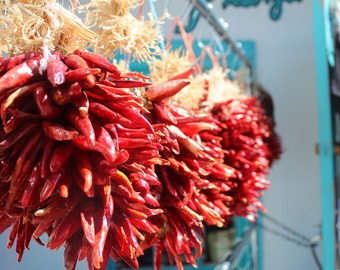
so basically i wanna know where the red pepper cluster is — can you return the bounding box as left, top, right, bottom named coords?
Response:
left=0, top=49, right=281, bottom=270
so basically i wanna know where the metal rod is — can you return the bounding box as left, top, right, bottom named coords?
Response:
left=187, top=0, right=252, bottom=71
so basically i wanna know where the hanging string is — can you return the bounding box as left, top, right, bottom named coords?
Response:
left=148, top=0, right=166, bottom=55
left=136, top=0, right=144, bottom=20
left=166, top=16, right=200, bottom=72
left=186, top=0, right=252, bottom=77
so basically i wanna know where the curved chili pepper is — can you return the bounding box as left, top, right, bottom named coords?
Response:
left=153, top=101, right=178, bottom=125
left=40, top=171, right=63, bottom=202
left=1, top=81, right=46, bottom=124
left=65, top=106, right=95, bottom=142
left=129, top=218, right=159, bottom=234
left=0, top=121, right=38, bottom=153
left=58, top=173, right=73, bottom=199
left=80, top=201, right=95, bottom=245
left=88, top=101, right=117, bottom=122
left=0, top=212, right=14, bottom=235
left=145, top=79, right=190, bottom=102
left=47, top=208, right=82, bottom=250
left=72, top=149, right=93, bottom=195
left=0, top=56, right=42, bottom=94
left=21, top=162, right=44, bottom=208
left=72, top=91, right=89, bottom=117
left=47, top=52, right=68, bottom=87
left=43, top=121, right=78, bottom=141
left=108, top=103, right=154, bottom=133
left=72, top=135, right=117, bottom=165
left=63, top=230, right=83, bottom=270
left=65, top=67, right=101, bottom=83
left=8, top=130, right=42, bottom=194
left=110, top=79, right=151, bottom=88
left=92, top=210, right=109, bottom=269
left=95, top=126, right=117, bottom=161
left=49, top=141, right=75, bottom=173
left=74, top=48, right=121, bottom=77
left=34, top=86, right=63, bottom=119
left=167, top=68, right=195, bottom=81
left=6, top=218, right=20, bottom=250
left=86, top=84, right=132, bottom=103
left=64, top=54, right=96, bottom=88
left=51, top=82, right=83, bottom=105
left=0, top=51, right=41, bottom=73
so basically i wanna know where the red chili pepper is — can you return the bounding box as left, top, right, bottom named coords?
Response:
left=8, top=130, right=42, bottom=194
left=144, top=193, right=160, bottom=207
left=120, top=71, right=151, bottom=80
left=92, top=212, right=109, bottom=269
left=32, top=221, right=53, bottom=241
left=118, top=137, right=152, bottom=149
left=154, top=238, right=167, bottom=270
left=113, top=124, right=153, bottom=139
left=47, top=208, right=82, bottom=250
left=126, top=149, right=159, bottom=163
left=72, top=149, right=93, bottom=195
left=86, top=84, right=131, bottom=103
left=88, top=101, right=117, bottom=122
left=153, top=101, right=178, bottom=125
left=0, top=56, right=42, bottom=94
left=97, top=182, right=113, bottom=217
left=6, top=218, right=20, bottom=249
left=80, top=201, right=95, bottom=245
left=63, top=230, right=83, bottom=270
left=108, top=103, right=154, bottom=133
left=109, top=222, right=139, bottom=269
left=34, top=86, right=63, bottom=119
left=0, top=51, right=41, bottom=73
left=58, top=173, right=73, bottom=198
left=145, top=79, right=190, bottom=102
left=71, top=91, right=89, bottom=117
left=95, top=126, right=117, bottom=159
left=130, top=171, right=161, bottom=187
left=64, top=54, right=96, bottom=88
left=72, top=135, right=117, bottom=165
left=49, top=141, right=75, bottom=173
left=129, top=218, right=160, bottom=234
left=4, top=108, right=41, bottom=134
left=74, top=48, right=121, bottom=77
left=40, top=171, right=63, bottom=202
left=21, top=162, right=43, bottom=207
left=65, top=67, right=101, bottom=82
left=110, top=170, right=133, bottom=194
left=167, top=67, right=195, bottom=81
left=110, top=79, right=151, bottom=88
left=0, top=81, right=46, bottom=124
left=110, top=182, right=144, bottom=204
left=15, top=221, right=27, bottom=262
left=51, top=82, right=83, bottom=105
left=43, top=121, right=79, bottom=141
left=65, top=106, right=95, bottom=142
left=40, top=137, right=55, bottom=178
left=119, top=217, right=143, bottom=255
left=47, top=52, right=68, bottom=87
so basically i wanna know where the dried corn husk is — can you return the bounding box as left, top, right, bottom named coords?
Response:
left=80, top=0, right=167, bottom=61
left=0, top=0, right=95, bottom=56
left=203, top=66, right=246, bottom=109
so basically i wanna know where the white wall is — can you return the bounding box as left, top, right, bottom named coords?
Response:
left=0, top=1, right=321, bottom=270
left=213, top=2, right=321, bottom=270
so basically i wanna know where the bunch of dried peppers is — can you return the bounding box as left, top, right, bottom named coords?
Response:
left=0, top=1, right=282, bottom=270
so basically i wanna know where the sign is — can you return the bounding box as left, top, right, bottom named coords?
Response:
left=177, top=0, right=303, bottom=33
